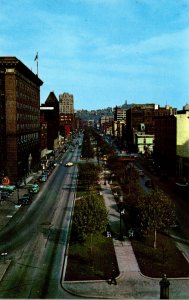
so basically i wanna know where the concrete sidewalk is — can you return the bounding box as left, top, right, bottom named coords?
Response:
left=63, top=178, right=189, bottom=299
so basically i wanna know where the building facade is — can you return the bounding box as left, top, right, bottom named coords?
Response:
left=113, top=106, right=126, bottom=140
left=59, top=92, right=74, bottom=137
left=0, top=56, right=43, bottom=182
left=154, top=108, right=189, bottom=180
left=175, top=110, right=189, bottom=180
left=41, top=92, right=59, bottom=149
left=126, top=104, right=176, bottom=151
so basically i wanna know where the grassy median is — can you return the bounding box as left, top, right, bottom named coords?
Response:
left=65, top=233, right=119, bottom=281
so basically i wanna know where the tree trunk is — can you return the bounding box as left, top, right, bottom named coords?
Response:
left=153, top=228, right=157, bottom=248
left=90, top=233, right=94, bottom=271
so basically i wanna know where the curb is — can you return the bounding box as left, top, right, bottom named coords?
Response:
left=0, top=260, right=11, bottom=281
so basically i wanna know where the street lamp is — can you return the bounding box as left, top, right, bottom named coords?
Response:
left=28, top=153, right=32, bottom=174
left=16, top=180, right=21, bottom=204
left=1, top=252, right=7, bottom=264
left=159, top=274, right=170, bottom=299
left=119, top=195, right=125, bottom=240
left=23, top=168, right=26, bottom=185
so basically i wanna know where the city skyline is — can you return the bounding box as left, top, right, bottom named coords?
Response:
left=0, top=0, right=189, bottom=110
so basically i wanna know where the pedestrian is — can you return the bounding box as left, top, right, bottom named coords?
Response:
left=109, top=266, right=117, bottom=285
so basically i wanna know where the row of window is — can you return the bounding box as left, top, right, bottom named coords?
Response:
left=17, top=123, right=40, bottom=131
left=17, top=113, right=39, bottom=121
left=17, top=132, right=39, bottom=144
left=17, top=102, right=39, bottom=112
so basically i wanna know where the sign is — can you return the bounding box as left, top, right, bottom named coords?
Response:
left=2, top=177, right=10, bottom=186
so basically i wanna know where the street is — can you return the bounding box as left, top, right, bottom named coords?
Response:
left=0, top=144, right=80, bottom=298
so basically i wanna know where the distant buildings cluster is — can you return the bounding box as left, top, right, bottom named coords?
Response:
left=98, top=103, right=189, bottom=182
left=0, top=56, right=189, bottom=183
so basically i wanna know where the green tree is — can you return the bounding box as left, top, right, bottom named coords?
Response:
left=72, top=193, right=108, bottom=242
left=79, top=163, right=101, bottom=190
left=137, top=188, right=176, bottom=248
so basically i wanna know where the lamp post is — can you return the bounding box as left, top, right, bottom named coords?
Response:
left=119, top=195, right=125, bottom=240
left=28, top=153, right=32, bottom=174
left=1, top=252, right=7, bottom=264
left=16, top=182, right=20, bottom=204
left=23, top=168, right=26, bottom=185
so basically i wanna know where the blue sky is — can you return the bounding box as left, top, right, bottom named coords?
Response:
left=0, top=0, right=189, bottom=110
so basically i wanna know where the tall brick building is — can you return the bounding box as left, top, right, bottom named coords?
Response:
left=0, top=57, right=43, bottom=182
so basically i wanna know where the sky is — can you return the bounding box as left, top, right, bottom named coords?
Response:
left=0, top=0, right=189, bottom=110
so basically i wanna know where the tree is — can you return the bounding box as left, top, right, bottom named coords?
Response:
left=137, top=188, right=176, bottom=248
left=81, top=128, right=94, bottom=159
left=72, top=193, right=108, bottom=242
left=79, top=163, right=101, bottom=190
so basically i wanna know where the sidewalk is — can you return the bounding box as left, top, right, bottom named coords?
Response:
left=63, top=176, right=189, bottom=299
left=0, top=172, right=40, bottom=230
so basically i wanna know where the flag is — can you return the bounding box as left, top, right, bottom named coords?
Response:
left=34, top=52, right=38, bottom=61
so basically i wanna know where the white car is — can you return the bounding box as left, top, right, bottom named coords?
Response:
left=65, top=162, right=73, bottom=167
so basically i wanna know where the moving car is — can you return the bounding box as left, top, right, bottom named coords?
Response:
left=138, top=170, right=144, bottom=177
left=65, top=162, right=73, bottom=167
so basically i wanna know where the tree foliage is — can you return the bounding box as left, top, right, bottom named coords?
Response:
left=137, top=188, right=176, bottom=248
left=79, top=163, right=101, bottom=190
left=72, top=194, right=108, bottom=242
left=81, top=128, right=94, bottom=159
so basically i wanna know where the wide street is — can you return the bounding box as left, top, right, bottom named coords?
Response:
left=0, top=140, right=81, bottom=298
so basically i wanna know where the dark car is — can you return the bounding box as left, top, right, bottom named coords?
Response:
left=38, top=174, right=48, bottom=182
left=0, top=190, right=10, bottom=200
left=145, top=179, right=154, bottom=188
left=19, top=193, right=32, bottom=205
left=28, top=183, right=39, bottom=194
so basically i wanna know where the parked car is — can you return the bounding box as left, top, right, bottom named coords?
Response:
left=19, top=193, right=32, bottom=205
left=39, top=174, right=48, bottom=182
left=145, top=179, right=154, bottom=188
left=0, top=190, right=11, bottom=200
left=28, top=183, right=39, bottom=194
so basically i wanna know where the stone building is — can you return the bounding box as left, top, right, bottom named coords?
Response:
left=59, top=92, right=74, bottom=137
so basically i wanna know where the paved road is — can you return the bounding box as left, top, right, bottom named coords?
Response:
left=0, top=147, right=80, bottom=298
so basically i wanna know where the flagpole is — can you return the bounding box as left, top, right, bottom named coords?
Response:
left=34, top=52, right=38, bottom=76
left=37, top=58, right=38, bottom=76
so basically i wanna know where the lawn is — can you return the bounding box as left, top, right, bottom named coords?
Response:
left=65, top=229, right=189, bottom=281
left=64, top=233, right=119, bottom=281
left=131, top=230, right=189, bottom=278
